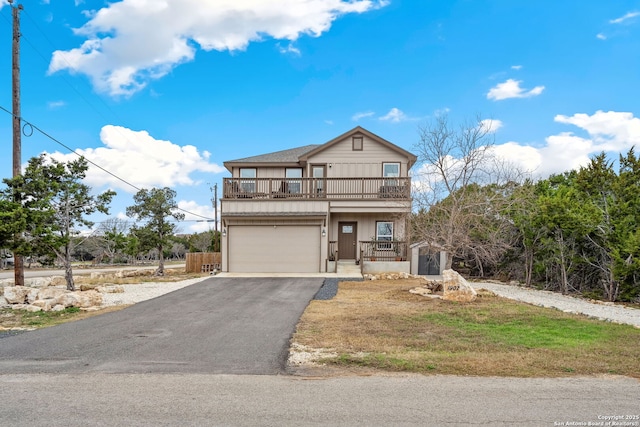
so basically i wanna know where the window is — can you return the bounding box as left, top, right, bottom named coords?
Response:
left=383, top=162, right=400, bottom=186
left=312, top=165, right=325, bottom=196
left=286, top=168, right=303, bottom=194
left=240, top=168, right=256, bottom=193
left=383, top=163, right=400, bottom=177
left=376, top=221, right=393, bottom=249
left=352, top=136, right=363, bottom=151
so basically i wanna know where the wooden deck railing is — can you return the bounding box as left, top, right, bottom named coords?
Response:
left=223, top=177, right=411, bottom=200
left=360, top=240, right=408, bottom=262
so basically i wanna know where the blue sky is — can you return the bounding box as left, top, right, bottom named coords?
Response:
left=1, top=0, right=639, bottom=233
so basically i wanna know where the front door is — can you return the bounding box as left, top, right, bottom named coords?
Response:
left=338, top=222, right=357, bottom=260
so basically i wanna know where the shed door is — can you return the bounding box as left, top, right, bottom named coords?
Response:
left=418, top=249, right=441, bottom=275
left=229, top=225, right=320, bottom=273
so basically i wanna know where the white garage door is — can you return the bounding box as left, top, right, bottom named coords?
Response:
left=229, top=225, right=320, bottom=273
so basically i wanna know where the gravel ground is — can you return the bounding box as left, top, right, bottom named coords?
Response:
left=100, top=277, right=209, bottom=306
left=314, top=278, right=362, bottom=300
left=474, top=281, right=640, bottom=328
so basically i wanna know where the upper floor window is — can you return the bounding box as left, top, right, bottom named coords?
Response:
left=352, top=136, right=363, bottom=151
left=383, top=163, right=400, bottom=177
left=286, top=168, right=303, bottom=194
left=383, top=162, right=400, bottom=186
left=240, top=168, right=256, bottom=193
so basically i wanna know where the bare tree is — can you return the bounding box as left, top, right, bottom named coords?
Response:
left=412, top=114, right=521, bottom=273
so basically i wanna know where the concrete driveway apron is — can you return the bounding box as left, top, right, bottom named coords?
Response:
left=0, top=277, right=324, bottom=374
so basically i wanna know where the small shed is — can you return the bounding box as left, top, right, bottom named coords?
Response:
left=410, top=242, right=447, bottom=276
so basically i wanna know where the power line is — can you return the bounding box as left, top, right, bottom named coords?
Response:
left=0, top=105, right=215, bottom=221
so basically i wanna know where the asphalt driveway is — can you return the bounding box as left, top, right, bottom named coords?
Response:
left=0, top=277, right=324, bottom=375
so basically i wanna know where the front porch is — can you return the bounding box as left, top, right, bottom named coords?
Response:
left=327, top=240, right=411, bottom=275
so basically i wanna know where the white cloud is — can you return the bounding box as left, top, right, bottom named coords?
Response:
left=510, top=65, right=522, bottom=70
left=48, top=125, right=225, bottom=192
left=596, top=33, right=607, bottom=40
left=490, top=111, right=640, bottom=177
left=47, top=100, right=66, bottom=110
left=480, top=119, right=503, bottom=133
left=554, top=110, right=640, bottom=152
left=609, top=11, right=640, bottom=24
left=379, top=108, right=408, bottom=123
left=352, top=111, right=375, bottom=121
left=487, top=79, right=545, bottom=101
left=48, top=0, right=389, bottom=96
left=177, top=200, right=218, bottom=233
left=277, top=42, right=301, bottom=56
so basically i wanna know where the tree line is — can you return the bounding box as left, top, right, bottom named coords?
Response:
left=0, top=154, right=219, bottom=290
left=412, top=115, right=639, bottom=302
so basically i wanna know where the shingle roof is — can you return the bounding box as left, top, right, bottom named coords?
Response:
left=225, top=144, right=320, bottom=163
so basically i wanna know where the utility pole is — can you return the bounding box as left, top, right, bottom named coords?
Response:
left=211, top=183, right=218, bottom=252
left=11, top=0, right=24, bottom=287
left=214, top=183, right=218, bottom=233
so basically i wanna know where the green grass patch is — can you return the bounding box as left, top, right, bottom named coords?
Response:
left=21, top=307, right=82, bottom=327
left=416, top=303, right=610, bottom=349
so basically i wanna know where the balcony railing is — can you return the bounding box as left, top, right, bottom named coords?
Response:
left=223, top=177, right=411, bottom=200
left=360, top=240, right=408, bottom=262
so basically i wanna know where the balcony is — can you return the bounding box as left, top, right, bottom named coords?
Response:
left=223, top=177, right=411, bottom=200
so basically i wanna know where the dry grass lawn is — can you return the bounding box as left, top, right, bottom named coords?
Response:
left=292, top=279, right=640, bottom=378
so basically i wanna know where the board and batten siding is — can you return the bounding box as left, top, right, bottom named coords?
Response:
left=306, top=136, right=410, bottom=178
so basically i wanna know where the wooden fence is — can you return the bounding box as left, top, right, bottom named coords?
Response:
left=185, top=252, right=221, bottom=273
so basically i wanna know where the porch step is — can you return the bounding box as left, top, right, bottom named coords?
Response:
left=336, top=260, right=361, bottom=277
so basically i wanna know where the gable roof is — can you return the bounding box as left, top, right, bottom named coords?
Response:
left=223, top=126, right=417, bottom=171
left=299, top=126, right=417, bottom=168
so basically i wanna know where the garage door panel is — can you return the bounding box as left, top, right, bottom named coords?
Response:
left=229, top=225, right=320, bottom=273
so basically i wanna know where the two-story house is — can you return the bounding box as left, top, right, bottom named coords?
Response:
left=220, top=126, right=417, bottom=274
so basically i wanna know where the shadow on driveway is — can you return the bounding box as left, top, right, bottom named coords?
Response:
left=0, top=277, right=323, bottom=375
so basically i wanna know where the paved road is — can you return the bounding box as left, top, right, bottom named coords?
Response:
left=0, top=373, right=637, bottom=426
left=0, top=277, right=323, bottom=374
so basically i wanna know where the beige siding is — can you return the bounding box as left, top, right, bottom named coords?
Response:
left=222, top=200, right=329, bottom=215
left=329, top=213, right=408, bottom=253
left=307, top=136, right=410, bottom=178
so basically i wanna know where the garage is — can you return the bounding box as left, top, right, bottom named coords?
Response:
left=228, top=225, right=321, bottom=273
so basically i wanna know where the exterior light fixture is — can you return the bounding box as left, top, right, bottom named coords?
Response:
left=222, top=228, right=226, bottom=237
left=322, top=228, right=326, bottom=237
left=329, top=163, right=332, bottom=168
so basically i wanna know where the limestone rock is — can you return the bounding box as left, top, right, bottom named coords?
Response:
left=32, top=299, right=58, bottom=311
left=24, top=305, right=42, bottom=312
left=56, top=290, right=102, bottom=308
left=24, top=277, right=52, bottom=288
left=409, top=287, right=432, bottom=296
left=442, top=269, right=477, bottom=302
left=50, top=276, right=66, bottom=286
left=0, top=295, right=8, bottom=307
left=3, top=286, right=32, bottom=304
left=37, top=288, right=68, bottom=301
left=51, top=304, right=66, bottom=312
left=98, top=285, right=125, bottom=294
